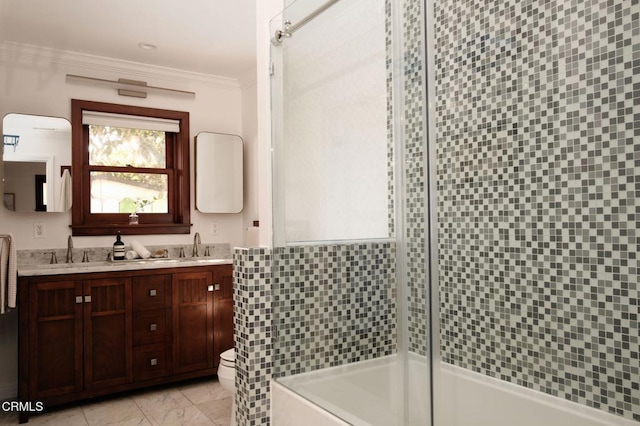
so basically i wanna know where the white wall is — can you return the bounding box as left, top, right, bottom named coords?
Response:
left=0, top=42, right=247, bottom=251
left=241, top=78, right=259, bottom=242
left=0, top=41, right=255, bottom=399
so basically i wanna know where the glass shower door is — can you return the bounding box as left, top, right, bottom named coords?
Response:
left=269, top=0, right=431, bottom=425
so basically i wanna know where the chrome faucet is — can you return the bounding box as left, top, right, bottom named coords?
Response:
left=66, top=235, right=74, bottom=263
left=192, top=232, right=201, bottom=257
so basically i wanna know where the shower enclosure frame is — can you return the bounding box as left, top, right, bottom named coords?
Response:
left=268, top=0, right=434, bottom=424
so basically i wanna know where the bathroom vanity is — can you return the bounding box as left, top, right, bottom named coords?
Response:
left=16, top=260, right=233, bottom=423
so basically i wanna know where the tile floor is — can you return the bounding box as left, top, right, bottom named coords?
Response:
left=0, top=378, right=232, bottom=426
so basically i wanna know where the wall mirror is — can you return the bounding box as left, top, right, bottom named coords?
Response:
left=195, top=132, right=243, bottom=213
left=2, top=113, right=72, bottom=212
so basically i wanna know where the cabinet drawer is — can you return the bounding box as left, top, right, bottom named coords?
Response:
left=132, top=275, right=171, bottom=310
left=133, top=309, right=170, bottom=346
left=133, top=344, right=170, bottom=381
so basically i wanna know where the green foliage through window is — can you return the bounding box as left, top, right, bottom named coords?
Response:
left=89, top=125, right=166, bottom=168
left=88, top=126, right=169, bottom=214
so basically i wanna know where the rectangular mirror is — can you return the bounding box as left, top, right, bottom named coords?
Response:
left=2, top=113, right=72, bottom=212
left=195, top=132, right=243, bottom=213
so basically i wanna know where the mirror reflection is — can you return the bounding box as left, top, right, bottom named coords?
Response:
left=2, top=113, right=72, bottom=212
left=195, top=132, right=243, bottom=213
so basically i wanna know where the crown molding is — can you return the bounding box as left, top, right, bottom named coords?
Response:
left=0, top=41, right=241, bottom=91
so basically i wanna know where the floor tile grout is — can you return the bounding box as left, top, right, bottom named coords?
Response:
left=0, top=378, right=231, bottom=426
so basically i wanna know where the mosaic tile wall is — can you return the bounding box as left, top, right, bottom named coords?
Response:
left=272, top=242, right=397, bottom=378
left=386, top=0, right=395, bottom=238
left=233, top=0, right=428, bottom=424
left=435, top=0, right=640, bottom=421
left=267, top=0, right=428, bottom=381
left=403, top=0, right=429, bottom=357
left=233, top=248, right=272, bottom=426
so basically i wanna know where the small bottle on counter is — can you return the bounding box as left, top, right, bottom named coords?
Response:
left=113, top=231, right=125, bottom=261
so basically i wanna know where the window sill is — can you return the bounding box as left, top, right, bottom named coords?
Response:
left=71, top=223, right=192, bottom=236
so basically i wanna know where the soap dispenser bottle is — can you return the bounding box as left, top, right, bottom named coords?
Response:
left=113, top=231, right=125, bottom=261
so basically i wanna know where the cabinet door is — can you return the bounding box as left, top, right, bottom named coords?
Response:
left=213, top=265, right=234, bottom=368
left=29, top=280, right=83, bottom=399
left=172, top=271, right=213, bottom=373
left=83, top=277, right=132, bottom=390
left=132, top=274, right=171, bottom=311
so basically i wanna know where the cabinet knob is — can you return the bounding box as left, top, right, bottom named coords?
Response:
left=150, top=323, right=157, bottom=331
left=207, top=285, right=214, bottom=292
left=75, top=296, right=83, bottom=304
left=150, top=358, right=158, bottom=366
left=149, top=289, right=157, bottom=297
left=84, top=295, right=92, bottom=303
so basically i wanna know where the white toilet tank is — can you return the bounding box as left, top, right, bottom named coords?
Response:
left=218, top=348, right=235, bottom=393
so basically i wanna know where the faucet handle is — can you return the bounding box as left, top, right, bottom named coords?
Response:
left=179, top=247, right=185, bottom=258
left=49, top=251, right=58, bottom=264
left=82, top=251, right=90, bottom=263
left=204, top=246, right=210, bottom=257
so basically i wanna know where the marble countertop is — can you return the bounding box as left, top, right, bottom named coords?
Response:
left=18, top=257, right=233, bottom=277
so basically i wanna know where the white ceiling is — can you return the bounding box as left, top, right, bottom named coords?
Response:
left=0, top=0, right=257, bottom=80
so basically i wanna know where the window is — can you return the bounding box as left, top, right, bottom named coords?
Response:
left=71, top=100, right=191, bottom=236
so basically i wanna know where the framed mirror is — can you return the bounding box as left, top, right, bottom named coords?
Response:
left=2, top=113, right=72, bottom=212
left=195, top=132, right=243, bottom=213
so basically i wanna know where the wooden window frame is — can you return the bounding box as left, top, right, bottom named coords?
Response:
left=71, top=99, right=191, bottom=236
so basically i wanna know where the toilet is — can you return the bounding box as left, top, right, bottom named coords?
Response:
left=218, top=348, right=236, bottom=426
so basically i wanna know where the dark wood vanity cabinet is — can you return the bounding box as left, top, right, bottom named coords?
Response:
left=173, top=271, right=214, bottom=374
left=26, top=280, right=83, bottom=400
left=172, top=267, right=234, bottom=374
left=18, top=264, right=233, bottom=420
left=213, top=266, right=234, bottom=367
left=84, top=277, right=133, bottom=391
left=131, top=274, right=172, bottom=382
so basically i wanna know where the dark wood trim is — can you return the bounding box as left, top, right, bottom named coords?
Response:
left=18, top=278, right=29, bottom=425
left=71, top=223, right=192, bottom=236
left=70, top=99, right=191, bottom=236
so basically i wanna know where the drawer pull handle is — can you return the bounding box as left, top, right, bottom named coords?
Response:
left=150, top=358, right=158, bottom=366
left=207, top=285, right=214, bottom=292
left=149, top=289, right=157, bottom=297
left=84, top=295, right=91, bottom=303
left=150, top=323, right=157, bottom=331
left=75, top=296, right=83, bottom=304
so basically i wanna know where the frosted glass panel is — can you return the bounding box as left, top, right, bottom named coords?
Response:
left=273, top=0, right=388, bottom=243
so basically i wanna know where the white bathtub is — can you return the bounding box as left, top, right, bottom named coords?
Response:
left=271, top=354, right=429, bottom=425
left=271, top=355, right=637, bottom=426
left=436, top=363, right=638, bottom=426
